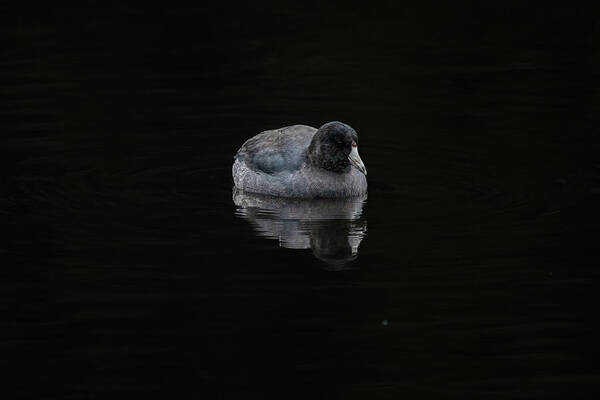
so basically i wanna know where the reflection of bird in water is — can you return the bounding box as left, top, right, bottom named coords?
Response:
left=233, top=188, right=367, bottom=269
left=308, top=220, right=366, bottom=268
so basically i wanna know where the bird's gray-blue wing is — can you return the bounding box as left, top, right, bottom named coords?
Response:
left=234, top=125, right=317, bottom=174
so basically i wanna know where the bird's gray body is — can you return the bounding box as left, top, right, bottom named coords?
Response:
left=233, top=125, right=367, bottom=198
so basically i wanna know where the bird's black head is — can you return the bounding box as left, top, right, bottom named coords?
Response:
left=307, top=121, right=366, bottom=175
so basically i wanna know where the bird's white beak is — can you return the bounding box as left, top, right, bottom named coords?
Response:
left=348, top=145, right=367, bottom=175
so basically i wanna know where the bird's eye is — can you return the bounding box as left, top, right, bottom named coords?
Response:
left=352, top=142, right=357, bottom=148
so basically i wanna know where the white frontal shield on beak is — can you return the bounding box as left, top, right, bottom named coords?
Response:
left=348, top=145, right=367, bottom=175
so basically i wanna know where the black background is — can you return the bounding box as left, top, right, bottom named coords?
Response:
left=4, top=2, right=600, bottom=399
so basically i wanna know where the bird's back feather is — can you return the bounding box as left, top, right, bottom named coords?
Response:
left=235, top=125, right=317, bottom=174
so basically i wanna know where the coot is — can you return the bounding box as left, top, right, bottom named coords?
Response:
left=232, top=121, right=367, bottom=198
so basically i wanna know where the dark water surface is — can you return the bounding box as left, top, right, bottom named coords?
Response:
left=4, top=3, right=600, bottom=398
